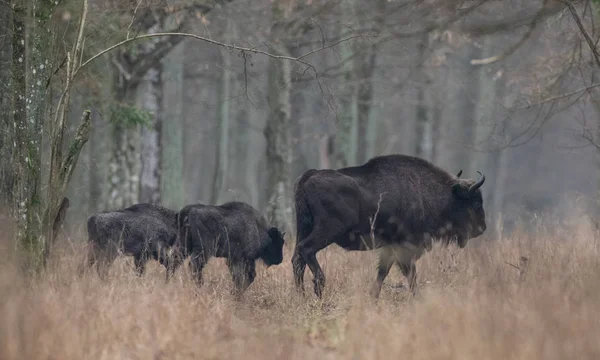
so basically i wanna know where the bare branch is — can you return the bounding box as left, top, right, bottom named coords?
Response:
left=564, top=0, right=600, bottom=67
left=58, top=110, right=92, bottom=189
left=296, top=34, right=376, bottom=61
left=75, top=31, right=365, bottom=108
left=461, top=1, right=566, bottom=35
left=43, top=0, right=89, bottom=266
left=77, top=32, right=359, bottom=76
left=470, top=21, right=537, bottom=65
left=71, top=0, right=88, bottom=70
left=516, top=82, right=600, bottom=110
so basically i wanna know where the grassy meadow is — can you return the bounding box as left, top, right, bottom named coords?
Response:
left=1, top=213, right=600, bottom=359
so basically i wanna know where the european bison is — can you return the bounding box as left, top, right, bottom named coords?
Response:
left=85, top=203, right=183, bottom=279
left=178, top=201, right=285, bottom=297
left=292, top=154, right=486, bottom=298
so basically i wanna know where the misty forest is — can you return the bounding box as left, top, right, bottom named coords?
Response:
left=3, top=0, right=600, bottom=359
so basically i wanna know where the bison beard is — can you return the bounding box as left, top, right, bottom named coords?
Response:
left=178, top=201, right=285, bottom=298
left=292, top=154, right=486, bottom=298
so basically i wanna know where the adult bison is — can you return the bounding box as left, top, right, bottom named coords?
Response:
left=85, top=203, right=183, bottom=280
left=178, top=201, right=286, bottom=297
left=292, top=154, right=486, bottom=298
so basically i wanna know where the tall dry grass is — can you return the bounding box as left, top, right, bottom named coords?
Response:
left=1, top=213, right=600, bottom=359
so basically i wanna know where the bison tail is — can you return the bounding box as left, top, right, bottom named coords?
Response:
left=294, top=169, right=318, bottom=242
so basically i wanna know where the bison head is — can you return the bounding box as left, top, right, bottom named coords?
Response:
left=261, top=227, right=286, bottom=266
left=449, top=171, right=486, bottom=247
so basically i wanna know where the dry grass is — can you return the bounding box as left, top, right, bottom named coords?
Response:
left=2, top=214, right=600, bottom=360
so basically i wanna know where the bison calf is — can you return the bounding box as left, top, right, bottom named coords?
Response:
left=178, top=201, right=285, bottom=297
left=85, top=203, right=183, bottom=279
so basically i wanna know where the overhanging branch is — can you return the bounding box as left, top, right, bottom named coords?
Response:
left=75, top=31, right=371, bottom=105
left=564, top=0, right=600, bottom=67
left=470, top=0, right=550, bottom=66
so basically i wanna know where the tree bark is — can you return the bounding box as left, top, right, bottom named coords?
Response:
left=138, top=70, right=163, bottom=205
left=438, top=41, right=482, bottom=172
left=335, top=0, right=359, bottom=167
left=414, top=32, right=434, bottom=160
left=470, top=34, right=506, bottom=237
left=104, top=5, right=223, bottom=210
left=161, top=41, right=185, bottom=209
left=106, top=64, right=141, bottom=210
left=10, top=0, right=57, bottom=271
left=12, top=0, right=42, bottom=262
left=210, top=17, right=233, bottom=205
left=0, top=4, right=13, bottom=208
left=264, top=40, right=293, bottom=232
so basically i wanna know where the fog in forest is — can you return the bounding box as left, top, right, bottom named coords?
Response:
left=2, top=0, right=598, bottom=241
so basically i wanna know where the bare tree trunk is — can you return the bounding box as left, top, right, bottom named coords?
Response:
left=12, top=0, right=42, bottom=261
left=138, top=25, right=164, bottom=205
left=0, top=4, right=14, bottom=209
left=470, top=35, right=506, bottom=237
left=10, top=0, right=58, bottom=271
left=414, top=32, right=433, bottom=160
left=106, top=65, right=141, bottom=210
left=431, top=60, right=449, bottom=165
left=161, top=42, right=185, bottom=209
left=355, top=2, right=384, bottom=164
left=88, top=109, right=102, bottom=214
left=335, top=0, right=359, bottom=167
left=210, top=17, right=233, bottom=205
left=138, top=70, right=163, bottom=204
left=265, top=37, right=293, bottom=232
left=438, top=42, right=481, bottom=172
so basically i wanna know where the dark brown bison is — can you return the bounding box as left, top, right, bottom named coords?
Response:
left=85, top=203, right=183, bottom=280
left=178, top=201, right=286, bottom=297
left=292, top=154, right=486, bottom=298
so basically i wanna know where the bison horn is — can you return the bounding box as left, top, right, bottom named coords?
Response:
left=469, top=171, right=485, bottom=192
left=456, top=170, right=463, bottom=178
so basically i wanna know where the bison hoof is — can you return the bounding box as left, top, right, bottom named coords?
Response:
left=313, top=278, right=324, bottom=298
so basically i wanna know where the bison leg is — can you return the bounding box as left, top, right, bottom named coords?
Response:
left=295, top=231, right=338, bottom=298
left=91, top=247, right=114, bottom=281
left=370, top=248, right=395, bottom=299
left=133, top=254, right=147, bottom=276
left=304, top=252, right=325, bottom=298
left=398, top=261, right=417, bottom=296
left=228, top=260, right=256, bottom=299
left=189, top=255, right=206, bottom=287
left=291, top=247, right=307, bottom=294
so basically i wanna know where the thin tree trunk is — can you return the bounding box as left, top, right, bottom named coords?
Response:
left=161, top=42, right=185, bottom=209
left=88, top=109, right=102, bottom=213
left=431, top=61, right=448, bottom=165
left=335, top=0, right=359, bottom=167
left=414, top=32, right=433, bottom=160
left=265, top=41, right=293, bottom=232
left=470, top=35, right=506, bottom=237
left=210, top=17, right=233, bottom=205
left=355, top=1, right=384, bottom=164
left=138, top=68, right=163, bottom=204
left=138, top=25, right=164, bottom=205
left=0, top=4, right=13, bottom=209
left=439, top=42, right=482, bottom=172
left=106, top=62, right=141, bottom=210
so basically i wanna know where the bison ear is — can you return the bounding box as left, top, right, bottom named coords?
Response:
left=452, top=182, right=470, bottom=199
